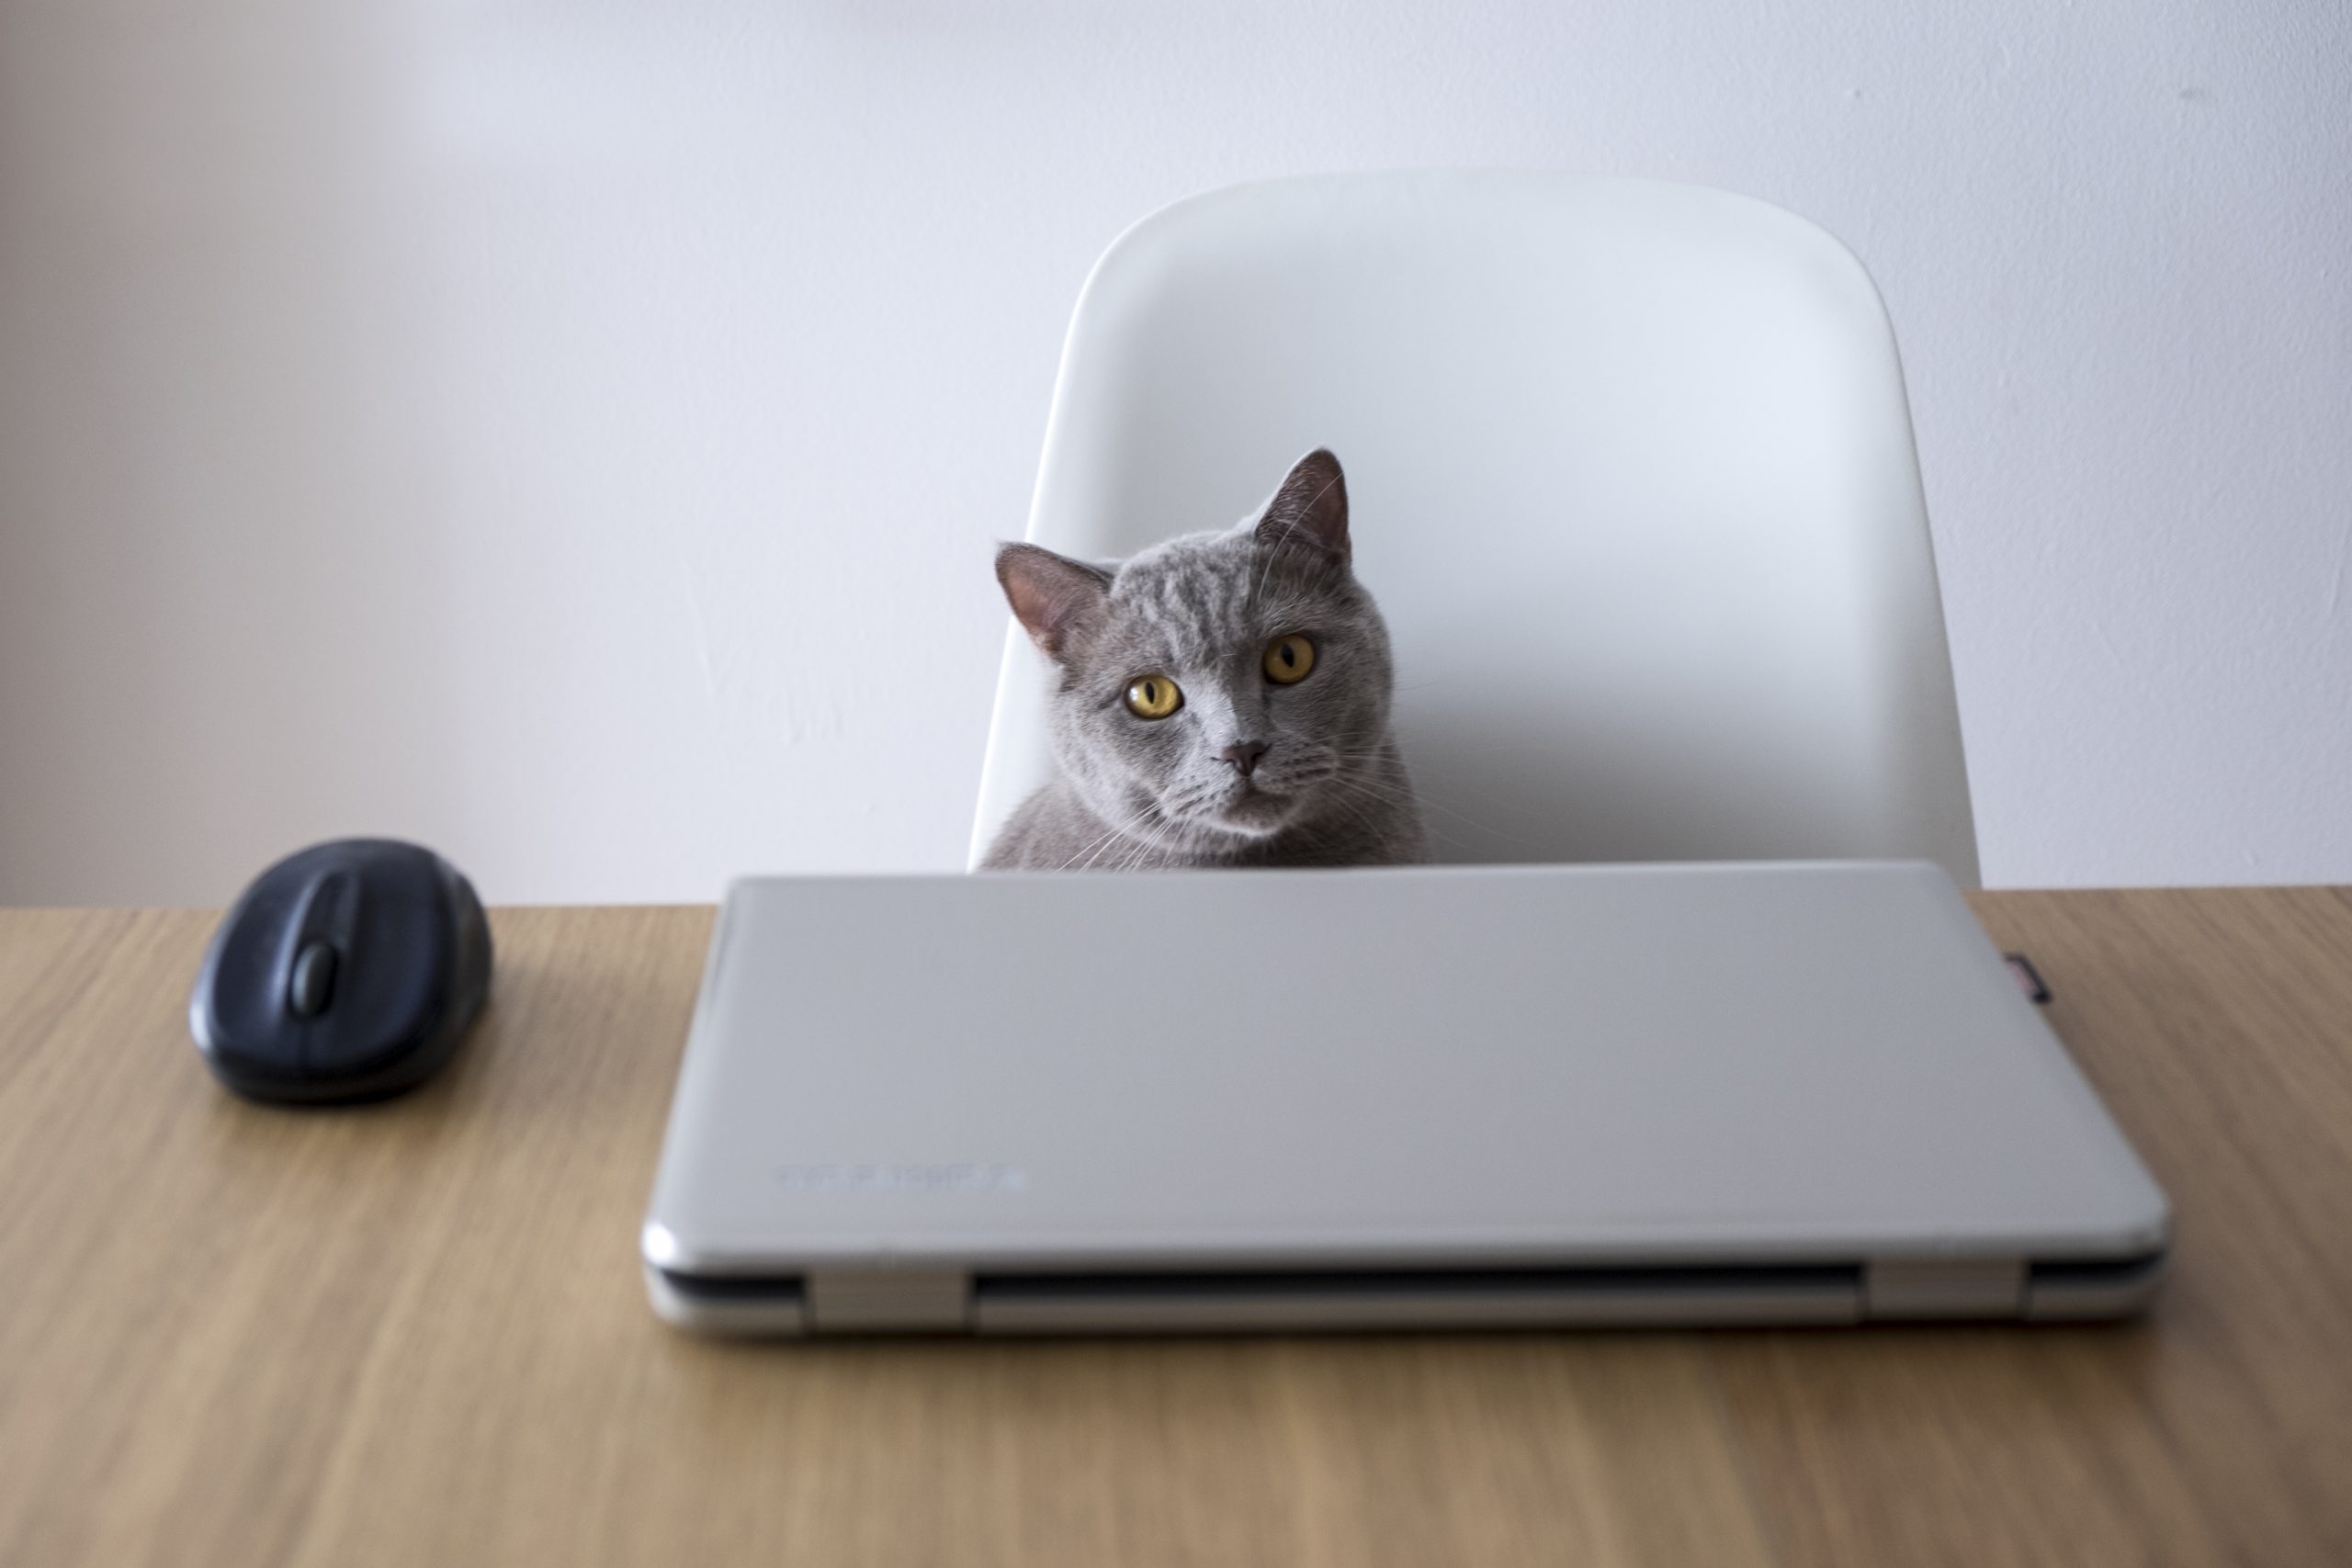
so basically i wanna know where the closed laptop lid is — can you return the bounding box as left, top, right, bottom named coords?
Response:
left=643, top=863, right=2167, bottom=1283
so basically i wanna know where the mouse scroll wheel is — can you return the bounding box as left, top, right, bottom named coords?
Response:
left=288, top=942, right=339, bottom=1018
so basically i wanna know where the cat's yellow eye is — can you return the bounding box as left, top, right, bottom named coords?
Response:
left=1262, top=634, right=1317, bottom=685
left=1125, top=674, right=1183, bottom=719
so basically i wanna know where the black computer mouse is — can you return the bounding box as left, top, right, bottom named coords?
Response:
left=189, top=839, right=492, bottom=1104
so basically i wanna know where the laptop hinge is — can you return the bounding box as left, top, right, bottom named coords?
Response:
left=807, top=1269, right=971, bottom=1332
left=1865, top=1257, right=2026, bottom=1319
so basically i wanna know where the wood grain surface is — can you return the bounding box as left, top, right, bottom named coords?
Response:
left=3, top=890, right=2348, bottom=1566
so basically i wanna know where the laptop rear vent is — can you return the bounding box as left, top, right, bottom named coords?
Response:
left=968, top=1262, right=1864, bottom=1333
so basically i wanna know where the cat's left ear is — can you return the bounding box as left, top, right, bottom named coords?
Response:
left=1255, top=448, right=1350, bottom=567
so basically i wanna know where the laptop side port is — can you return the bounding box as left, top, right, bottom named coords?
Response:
left=807, top=1269, right=973, bottom=1332
left=1864, top=1258, right=2027, bottom=1318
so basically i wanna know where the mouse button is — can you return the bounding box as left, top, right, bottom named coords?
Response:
left=276, top=865, right=358, bottom=1074
left=298, top=865, right=360, bottom=940
left=304, top=875, right=455, bottom=1077
left=198, top=873, right=313, bottom=1068
left=288, top=942, right=338, bottom=1018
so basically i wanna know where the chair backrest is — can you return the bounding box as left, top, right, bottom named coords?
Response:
left=971, top=172, right=1978, bottom=884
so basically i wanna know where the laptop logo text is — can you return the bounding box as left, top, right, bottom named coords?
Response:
left=775, top=1162, right=1029, bottom=1193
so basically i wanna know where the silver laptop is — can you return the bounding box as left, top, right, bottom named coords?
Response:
left=642, top=863, right=2167, bottom=1336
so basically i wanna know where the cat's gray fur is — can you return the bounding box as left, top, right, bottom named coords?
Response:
left=982, top=449, right=1426, bottom=871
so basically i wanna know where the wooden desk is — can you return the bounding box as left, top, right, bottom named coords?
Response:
left=3, top=890, right=2348, bottom=1566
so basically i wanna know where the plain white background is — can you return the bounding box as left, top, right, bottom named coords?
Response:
left=2, top=0, right=2346, bottom=905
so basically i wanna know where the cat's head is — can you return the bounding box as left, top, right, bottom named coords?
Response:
left=996, top=449, right=1396, bottom=852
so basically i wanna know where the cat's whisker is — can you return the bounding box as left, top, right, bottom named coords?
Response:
left=1059, top=799, right=1157, bottom=871
left=1318, top=770, right=1473, bottom=819
left=1317, top=772, right=1503, bottom=840
left=1111, top=809, right=1184, bottom=871
left=1056, top=818, right=1129, bottom=872
left=1326, top=742, right=1556, bottom=800
left=1312, top=782, right=1486, bottom=852
left=1309, top=788, right=1395, bottom=848
left=1064, top=794, right=1178, bottom=872
left=1342, top=771, right=1558, bottom=830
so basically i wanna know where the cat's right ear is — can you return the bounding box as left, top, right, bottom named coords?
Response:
left=996, top=543, right=1113, bottom=660
left=1255, top=448, right=1351, bottom=568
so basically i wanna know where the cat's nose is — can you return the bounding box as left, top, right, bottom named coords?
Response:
left=1218, top=739, right=1269, bottom=778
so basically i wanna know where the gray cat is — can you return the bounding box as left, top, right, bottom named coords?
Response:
left=982, top=449, right=1427, bottom=871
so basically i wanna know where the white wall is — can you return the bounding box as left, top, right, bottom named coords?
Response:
left=2, top=0, right=2346, bottom=905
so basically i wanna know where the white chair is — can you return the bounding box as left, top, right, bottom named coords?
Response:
left=971, top=172, right=1979, bottom=884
